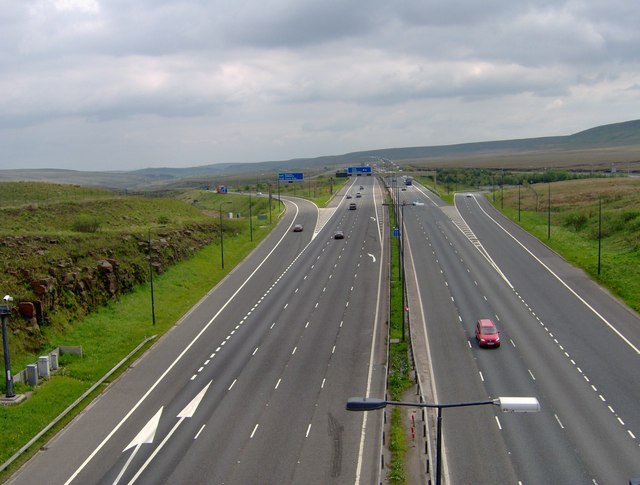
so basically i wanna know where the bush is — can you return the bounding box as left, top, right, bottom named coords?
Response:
left=563, top=211, right=589, bottom=232
left=72, top=214, right=100, bottom=233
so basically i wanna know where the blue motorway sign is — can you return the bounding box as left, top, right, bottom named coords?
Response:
left=278, top=172, right=304, bottom=181
left=347, top=166, right=372, bottom=174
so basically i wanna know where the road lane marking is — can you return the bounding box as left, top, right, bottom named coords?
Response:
left=127, top=382, right=211, bottom=484
left=470, top=196, right=640, bottom=354
left=194, top=424, right=206, bottom=440
left=114, top=408, right=163, bottom=484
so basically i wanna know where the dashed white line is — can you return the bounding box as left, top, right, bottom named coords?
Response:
left=194, top=424, right=206, bottom=440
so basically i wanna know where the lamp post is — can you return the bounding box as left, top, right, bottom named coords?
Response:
left=219, top=201, right=233, bottom=269
left=249, top=192, right=253, bottom=242
left=147, top=226, right=165, bottom=326
left=547, top=181, right=551, bottom=240
left=1, top=297, right=15, bottom=398
left=347, top=396, right=540, bottom=485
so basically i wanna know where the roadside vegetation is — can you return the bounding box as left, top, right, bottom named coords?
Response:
left=0, top=182, right=279, bottom=475
left=417, top=171, right=640, bottom=313
left=495, top=177, right=640, bottom=312
left=0, top=177, right=348, bottom=477
left=386, top=194, right=413, bottom=484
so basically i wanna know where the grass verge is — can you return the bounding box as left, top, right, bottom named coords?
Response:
left=386, top=195, right=413, bottom=484
left=0, top=223, right=272, bottom=479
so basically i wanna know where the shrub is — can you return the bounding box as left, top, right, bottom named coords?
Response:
left=563, top=211, right=589, bottom=232
left=72, top=214, right=100, bottom=233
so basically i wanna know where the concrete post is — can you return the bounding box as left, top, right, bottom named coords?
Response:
left=26, top=364, right=38, bottom=386
left=37, top=356, right=50, bottom=379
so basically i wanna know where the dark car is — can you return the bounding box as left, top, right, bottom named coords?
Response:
left=475, top=319, right=501, bottom=347
left=334, top=231, right=344, bottom=239
left=356, top=192, right=362, bottom=198
left=349, top=202, right=357, bottom=210
left=293, top=224, right=303, bottom=232
left=346, top=194, right=352, bottom=199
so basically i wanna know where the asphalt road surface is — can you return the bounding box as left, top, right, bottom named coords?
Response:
left=9, top=177, right=388, bottom=485
left=398, top=180, right=640, bottom=484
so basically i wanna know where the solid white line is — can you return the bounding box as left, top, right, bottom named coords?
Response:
left=64, top=201, right=304, bottom=484
left=471, top=197, right=640, bottom=354
left=355, top=177, right=384, bottom=485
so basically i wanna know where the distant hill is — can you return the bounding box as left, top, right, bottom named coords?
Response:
left=1, top=119, right=639, bottom=189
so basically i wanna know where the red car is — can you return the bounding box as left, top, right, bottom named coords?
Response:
left=475, top=319, right=500, bottom=347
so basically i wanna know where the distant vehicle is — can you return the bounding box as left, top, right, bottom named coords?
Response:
left=346, top=194, right=352, bottom=199
left=349, top=202, right=357, bottom=210
left=256, top=191, right=263, bottom=195
left=466, top=194, right=473, bottom=198
left=293, top=224, right=303, bottom=232
left=356, top=193, right=362, bottom=198
left=412, top=201, right=424, bottom=206
left=401, top=187, right=406, bottom=191
left=475, top=319, right=501, bottom=347
left=334, top=231, right=345, bottom=239
left=359, top=185, right=364, bottom=190
left=405, top=176, right=412, bottom=186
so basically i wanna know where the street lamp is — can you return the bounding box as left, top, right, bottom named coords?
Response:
left=148, top=226, right=165, bottom=326
left=219, top=201, right=233, bottom=269
left=1, top=296, right=15, bottom=398
left=249, top=192, right=253, bottom=242
left=346, top=396, right=540, bottom=485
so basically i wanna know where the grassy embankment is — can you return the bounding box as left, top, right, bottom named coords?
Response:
left=0, top=183, right=278, bottom=475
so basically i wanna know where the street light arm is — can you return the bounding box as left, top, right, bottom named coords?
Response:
left=346, top=396, right=540, bottom=412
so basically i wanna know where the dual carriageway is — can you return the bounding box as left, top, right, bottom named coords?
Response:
left=8, top=175, right=639, bottom=484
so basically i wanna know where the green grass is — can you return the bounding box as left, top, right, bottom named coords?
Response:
left=388, top=408, right=408, bottom=483
left=0, top=200, right=275, bottom=477
left=386, top=195, right=413, bottom=483
left=493, top=177, right=640, bottom=313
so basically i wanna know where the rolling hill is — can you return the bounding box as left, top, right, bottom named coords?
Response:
left=1, top=119, right=638, bottom=190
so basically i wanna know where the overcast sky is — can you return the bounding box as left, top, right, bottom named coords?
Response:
left=1, top=0, right=639, bottom=171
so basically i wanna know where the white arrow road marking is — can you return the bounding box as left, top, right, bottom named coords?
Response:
left=367, top=253, right=376, bottom=263
left=113, top=408, right=164, bottom=485
left=126, top=381, right=212, bottom=485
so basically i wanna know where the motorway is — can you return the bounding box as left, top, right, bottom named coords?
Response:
left=398, top=180, right=640, bottom=483
left=8, top=177, right=388, bottom=485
